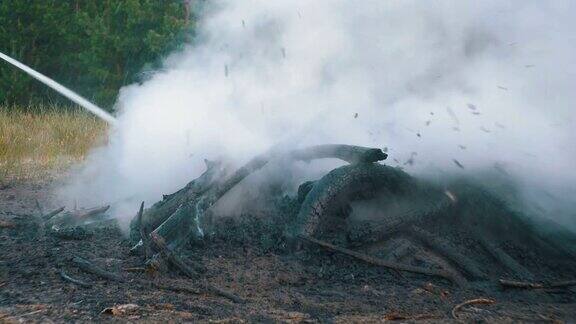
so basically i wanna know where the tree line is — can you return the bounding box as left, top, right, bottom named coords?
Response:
left=0, top=0, right=194, bottom=111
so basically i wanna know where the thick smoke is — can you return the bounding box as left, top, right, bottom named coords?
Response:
left=59, top=1, right=576, bottom=231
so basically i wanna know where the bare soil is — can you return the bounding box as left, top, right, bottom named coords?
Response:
left=1, top=179, right=575, bottom=323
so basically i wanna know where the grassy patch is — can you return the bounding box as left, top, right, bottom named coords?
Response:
left=0, top=106, right=108, bottom=182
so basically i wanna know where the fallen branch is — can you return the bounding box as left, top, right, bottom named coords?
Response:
left=499, top=279, right=576, bottom=289
left=152, top=281, right=201, bottom=294
left=298, top=235, right=457, bottom=284
left=202, top=282, right=246, bottom=304
left=451, top=298, right=495, bottom=319
left=72, top=256, right=123, bottom=282
left=59, top=270, right=92, bottom=287
left=41, top=207, right=65, bottom=222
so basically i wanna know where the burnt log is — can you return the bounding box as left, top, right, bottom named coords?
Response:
left=287, top=163, right=417, bottom=241
left=132, top=145, right=387, bottom=250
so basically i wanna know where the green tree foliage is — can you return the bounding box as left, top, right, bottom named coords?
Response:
left=0, top=0, right=192, bottom=110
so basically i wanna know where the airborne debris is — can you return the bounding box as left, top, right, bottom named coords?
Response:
left=452, top=159, right=465, bottom=169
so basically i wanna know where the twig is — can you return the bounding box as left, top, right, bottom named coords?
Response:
left=499, top=279, right=576, bottom=289
left=298, top=235, right=457, bottom=284
left=59, top=270, right=92, bottom=287
left=152, top=281, right=201, bottom=294
left=124, top=267, right=146, bottom=273
left=72, top=256, right=124, bottom=282
left=42, top=207, right=65, bottom=222
left=451, top=298, right=495, bottom=319
left=4, top=309, right=45, bottom=319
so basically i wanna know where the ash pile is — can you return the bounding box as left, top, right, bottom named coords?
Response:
left=114, top=144, right=576, bottom=296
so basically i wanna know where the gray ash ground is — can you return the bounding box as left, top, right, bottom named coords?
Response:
left=1, top=179, right=575, bottom=323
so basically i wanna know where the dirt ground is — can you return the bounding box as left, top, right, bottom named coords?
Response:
left=1, top=179, right=575, bottom=323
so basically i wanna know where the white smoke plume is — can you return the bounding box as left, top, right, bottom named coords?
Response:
left=59, top=0, right=576, bottom=231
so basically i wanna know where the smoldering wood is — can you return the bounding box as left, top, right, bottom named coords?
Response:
left=77, top=205, right=110, bottom=220
left=46, top=205, right=110, bottom=227
left=133, top=144, right=388, bottom=251
left=72, top=256, right=124, bottom=282
left=151, top=201, right=203, bottom=251
left=407, top=227, right=486, bottom=280
left=41, top=207, right=64, bottom=222
left=130, top=159, right=224, bottom=243
left=59, top=270, right=92, bottom=288
left=136, top=202, right=152, bottom=259
left=299, top=234, right=458, bottom=284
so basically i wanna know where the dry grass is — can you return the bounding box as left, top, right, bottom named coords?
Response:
left=0, top=106, right=108, bottom=182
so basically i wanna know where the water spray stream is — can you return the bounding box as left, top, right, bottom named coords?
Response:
left=0, top=51, right=117, bottom=125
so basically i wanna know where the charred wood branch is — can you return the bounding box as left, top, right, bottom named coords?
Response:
left=77, top=205, right=110, bottom=220
left=59, top=270, right=92, bottom=288
left=129, top=160, right=223, bottom=242
left=298, top=235, right=458, bottom=284
left=202, top=282, right=245, bottom=304
left=149, top=232, right=199, bottom=279
left=289, top=144, right=387, bottom=164
left=71, top=256, right=124, bottom=282
left=151, top=201, right=203, bottom=251
left=150, top=233, right=244, bottom=303
left=408, top=227, right=486, bottom=280
left=499, top=279, right=576, bottom=289
left=136, top=202, right=152, bottom=259
left=152, top=280, right=244, bottom=303
left=41, top=207, right=65, bottom=222
left=476, top=234, right=534, bottom=280
left=152, top=281, right=201, bottom=294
